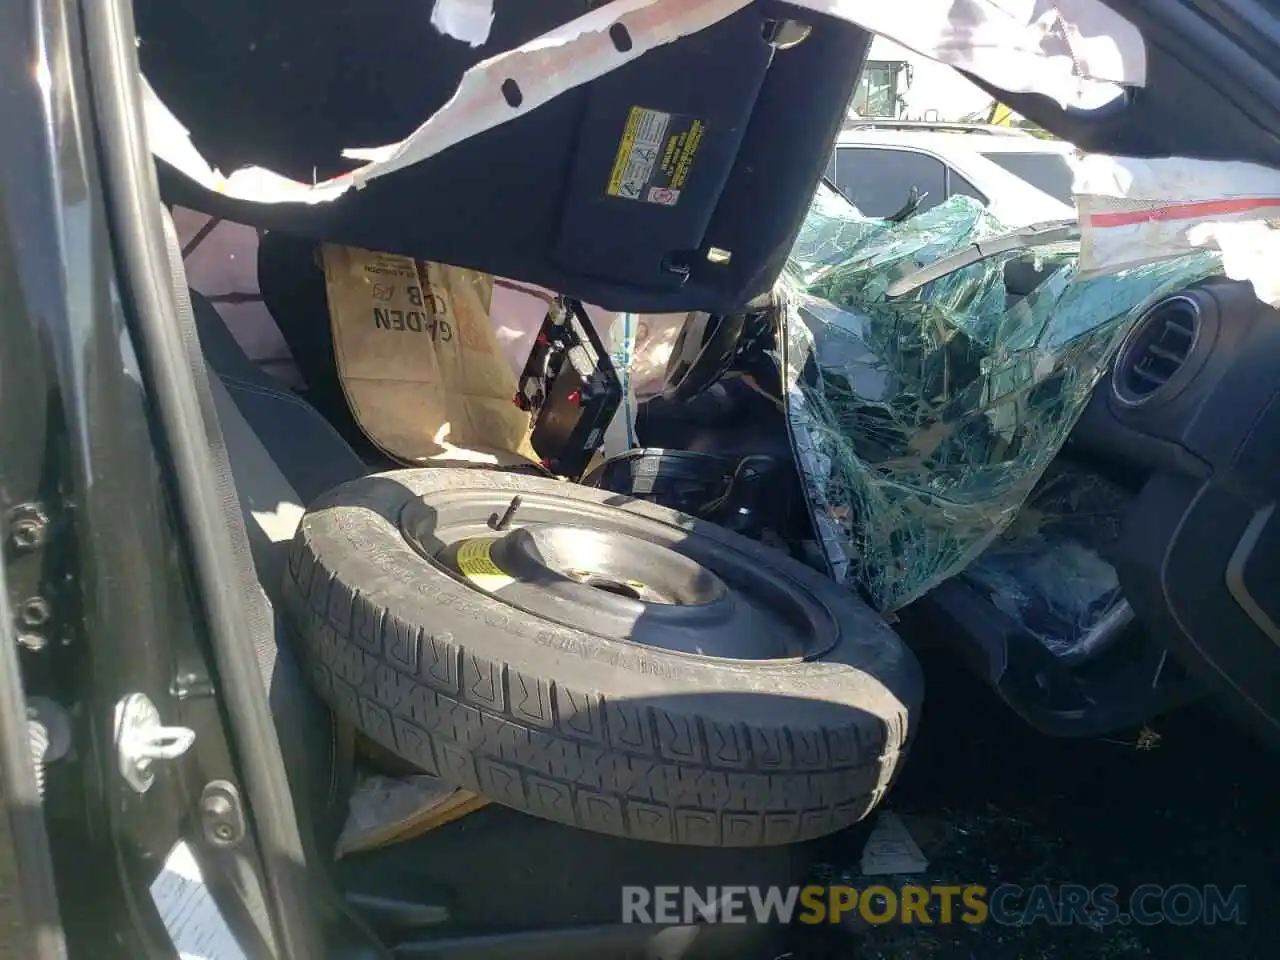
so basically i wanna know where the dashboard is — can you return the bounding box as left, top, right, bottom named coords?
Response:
left=1067, top=280, right=1260, bottom=480
left=1065, top=278, right=1280, bottom=740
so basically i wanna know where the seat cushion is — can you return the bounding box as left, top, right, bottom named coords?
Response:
left=191, top=289, right=367, bottom=506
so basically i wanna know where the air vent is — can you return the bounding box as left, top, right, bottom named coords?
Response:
left=1112, top=295, right=1201, bottom=405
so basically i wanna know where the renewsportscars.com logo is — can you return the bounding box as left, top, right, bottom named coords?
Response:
left=622, top=884, right=1248, bottom=927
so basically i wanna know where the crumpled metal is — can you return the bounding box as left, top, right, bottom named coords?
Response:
left=781, top=184, right=1221, bottom=613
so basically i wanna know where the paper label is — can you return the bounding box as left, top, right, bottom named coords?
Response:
left=607, top=107, right=704, bottom=206
left=322, top=245, right=537, bottom=462
left=149, top=842, right=248, bottom=960
left=859, top=812, right=929, bottom=877
left=456, top=538, right=515, bottom=591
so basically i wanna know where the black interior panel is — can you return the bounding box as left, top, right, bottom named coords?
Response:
left=138, top=1, right=870, bottom=313
left=555, top=15, right=774, bottom=291
left=1106, top=282, right=1280, bottom=740
left=1066, top=279, right=1280, bottom=481
left=337, top=804, right=808, bottom=933
left=136, top=1, right=582, bottom=178
left=920, top=276, right=1280, bottom=738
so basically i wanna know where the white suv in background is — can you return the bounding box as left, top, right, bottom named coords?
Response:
left=826, top=130, right=1078, bottom=226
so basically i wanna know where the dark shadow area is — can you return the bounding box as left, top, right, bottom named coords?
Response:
left=340, top=802, right=809, bottom=938
left=829, top=640, right=1277, bottom=960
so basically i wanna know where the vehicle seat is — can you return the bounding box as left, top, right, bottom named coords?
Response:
left=191, top=289, right=367, bottom=854
left=254, top=231, right=394, bottom=461
left=193, top=290, right=367, bottom=505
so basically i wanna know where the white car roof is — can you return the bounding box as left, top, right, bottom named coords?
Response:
left=835, top=129, right=1076, bottom=155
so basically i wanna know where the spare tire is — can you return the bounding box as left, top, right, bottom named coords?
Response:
left=282, top=468, right=922, bottom=846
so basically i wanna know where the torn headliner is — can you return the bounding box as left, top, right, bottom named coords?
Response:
left=142, top=0, right=1143, bottom=199
left=136, top=0, right=1145, bottom=313
left=142, top=1, right=868, bottom=312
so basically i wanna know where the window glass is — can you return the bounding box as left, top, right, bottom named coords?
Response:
left=948, top=170, right=989, bottom=205
left=833, top=148, right=946, bottom=219
left=979, top=152, right=1075, bottom=204
left=852, top=63, right=900, bottom=118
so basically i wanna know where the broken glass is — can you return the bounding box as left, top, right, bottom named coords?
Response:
left=782, top=183, right=1221, bottom=612
left=960, top=463, right=1132, bottom=659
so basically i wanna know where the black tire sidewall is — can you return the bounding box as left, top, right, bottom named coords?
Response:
left=294, top=469, right=917, bottom=720
left=283, top=468, right=923, bottom=845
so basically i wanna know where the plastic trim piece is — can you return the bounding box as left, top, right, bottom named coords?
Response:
left=1111, top=294, right=1205, bottom=408
left=1226, top=502, right=1280, bottom=646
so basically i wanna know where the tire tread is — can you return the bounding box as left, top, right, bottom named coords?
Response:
left=282, top=543, right=910, bottom=846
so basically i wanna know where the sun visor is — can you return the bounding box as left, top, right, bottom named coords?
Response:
left=140, top=0, right=1144, bottom=312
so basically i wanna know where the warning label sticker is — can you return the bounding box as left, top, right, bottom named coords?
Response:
left=607, top=106, right=705, bottom=207
left=455, top=538, right=515, bottom=592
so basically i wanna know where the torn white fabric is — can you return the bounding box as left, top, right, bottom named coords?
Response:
left=431, top=0, right=495, bottom=48
left=341, top=0, right=746, bottom=174
left=142, top=76, right=351, bottom=204
left=1075, top=155, right=1280, bottom=304
left=145, top=0, right=749, bottom=204
left=799, top=0, right=1143, bottom=108
left=144, top=0, right=1144, bottom=205
left=1186, top=221, right=1280, bottom=307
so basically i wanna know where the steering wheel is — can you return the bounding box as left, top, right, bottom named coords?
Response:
left=661, top=311, right=747, bottom=403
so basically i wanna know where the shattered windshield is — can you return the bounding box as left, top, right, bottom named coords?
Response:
left=780, top=185, right=1221, bottom=616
